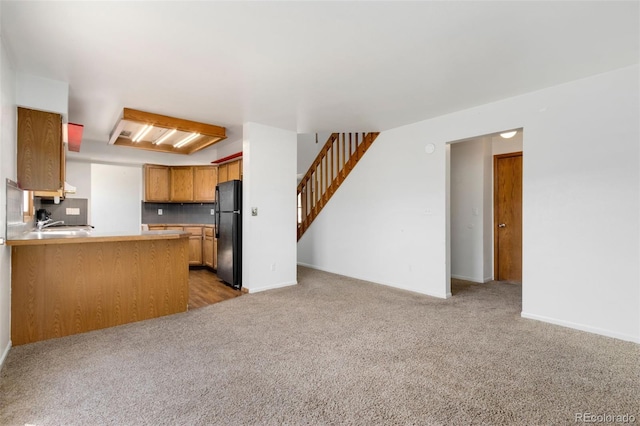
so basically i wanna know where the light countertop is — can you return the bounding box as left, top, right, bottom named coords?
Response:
left=7, top=229, right=190, bottom=246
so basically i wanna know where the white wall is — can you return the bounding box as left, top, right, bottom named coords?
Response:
left=242, top=122, right=297, bottom=292
left=482, top=138, right=493, bottom=280
left=65, top=160, right=92, bottom=222
left=65, top=160, right=92, bottom=200
left=0, top=29, right=16, bottom=368
left=492, top=133, right=523, bottom=156
left=16, top=73, right=68, bottom=119
left=297, top=132, right=331, bottom=178
left=299, top=65, right=639, bottom=342
left=90, top=163, right=142, bottom=233
left=213, top=136, right=244, bottom=161
left=450, top=137, right=489, bottom=282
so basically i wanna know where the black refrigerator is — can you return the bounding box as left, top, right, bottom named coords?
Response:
left=215, top=180, right=242, bottom=289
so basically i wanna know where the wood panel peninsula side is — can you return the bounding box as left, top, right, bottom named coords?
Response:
left=8, top=231, right=190, bottom=345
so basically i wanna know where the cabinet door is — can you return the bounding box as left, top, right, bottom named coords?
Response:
left=218, top=164, right=228, bottom=184
left=144, top=165, right=170, bottom=201
left=185, top=226, right=203, bottom=265
left=170, top=167, right=194, bottom=201
left=188, top=236, right=203, bottom=265
left=204, top=236, right=214, bottom=268
left=227, top=160, right=241, bottom=181
left=17, top=107, right=63, bottom=191
left=147, top=225, right=166, bottom=231
left=193, top=166, right=217, bottom=202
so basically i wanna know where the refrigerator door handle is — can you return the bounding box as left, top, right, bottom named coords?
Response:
left=215, top=186, right=220, bottom=239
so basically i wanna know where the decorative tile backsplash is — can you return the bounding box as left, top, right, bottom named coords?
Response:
left=36, top=198, right=89, bottom=225
left=141, top=202, right=216, bottom=225
left=6, top=179, right=28, bottom=239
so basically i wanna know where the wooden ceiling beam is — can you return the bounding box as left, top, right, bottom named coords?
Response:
left=109, top=108, right=227, bottom=155
left=122, top=108, right=226, bottom=139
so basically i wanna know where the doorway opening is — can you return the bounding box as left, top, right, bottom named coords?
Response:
left=447, top=129, right=523, bottom=298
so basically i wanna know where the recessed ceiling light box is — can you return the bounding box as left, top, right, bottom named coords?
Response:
left=108, top=108, right=226, bottom=155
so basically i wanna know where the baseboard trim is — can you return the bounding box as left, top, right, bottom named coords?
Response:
left=0, top=340, right=11, bottom=371
left=451, top=274, right=484, bottom=284
left=521, top=312, right=640, bottom=344
left=246, top=280, right=298, bottom=294
left=298, top=263, right=449, bottom=299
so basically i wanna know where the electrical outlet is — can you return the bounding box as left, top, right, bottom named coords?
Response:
left=270, top=263, right=276, bottom=271
left=158, top=209, right=163, bottom=215
left=210, top=209, right=215, bottom=215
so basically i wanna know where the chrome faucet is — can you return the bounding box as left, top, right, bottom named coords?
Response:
left=36, top=219, right=64, bottom=230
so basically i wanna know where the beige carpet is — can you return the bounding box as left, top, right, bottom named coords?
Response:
left=1, top=267, right=638, bottom=425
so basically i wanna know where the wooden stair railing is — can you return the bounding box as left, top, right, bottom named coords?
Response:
left=297, top=132, right=380, bottom=240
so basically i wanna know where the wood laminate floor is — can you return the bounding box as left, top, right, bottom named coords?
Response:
left=188, top=269, right=242, bottom=309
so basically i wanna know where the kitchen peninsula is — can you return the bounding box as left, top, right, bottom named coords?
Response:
left=8, top=230, right=190, bottom=345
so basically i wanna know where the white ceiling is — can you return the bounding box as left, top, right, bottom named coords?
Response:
left=1, top=1, right=638, bottom=152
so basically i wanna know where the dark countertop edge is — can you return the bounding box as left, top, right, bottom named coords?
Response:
left=7, top=230, right=190, bottom=246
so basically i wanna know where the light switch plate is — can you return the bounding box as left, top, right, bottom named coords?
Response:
left=251, top=207, right=258, bottom=216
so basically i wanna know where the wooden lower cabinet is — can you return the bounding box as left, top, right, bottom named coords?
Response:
left=204, top=227, right=216, bottom=269
left=184, top=226, right=203, bottom=266
left=10, top=236, right=189, bottom=345
left=145, top=224, right=216, bottom=269
left=204, top=235, right=213, bottom=268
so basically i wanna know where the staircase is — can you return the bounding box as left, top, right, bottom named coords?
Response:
left=297, top=132, right=380, bottom=240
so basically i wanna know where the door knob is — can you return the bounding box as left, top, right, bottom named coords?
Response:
left=498, top=223, right=506, bottom=228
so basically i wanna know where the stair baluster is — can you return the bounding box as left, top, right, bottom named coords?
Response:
left=297, top=132, right=380, bottom=240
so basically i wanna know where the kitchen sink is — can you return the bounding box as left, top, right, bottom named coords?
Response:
left=27, top=226, right=93, bottom=238
left=36, top=229, right=92, bottom=236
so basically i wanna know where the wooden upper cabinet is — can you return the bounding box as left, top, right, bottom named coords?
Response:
left=193, top=166, right=217, bottom=202
left=17, top=107, right=63, bottom=191
left=144, top=165, right=170, bottom=202
left=227, top=160, right=241, bottom=181
left=144, top=164, right=218, bottom=203
left=218, top=163, right=228, bottom=184
left=170, top=167, right=194, bottom=201
left=217, top=159, right=242, bottom=184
